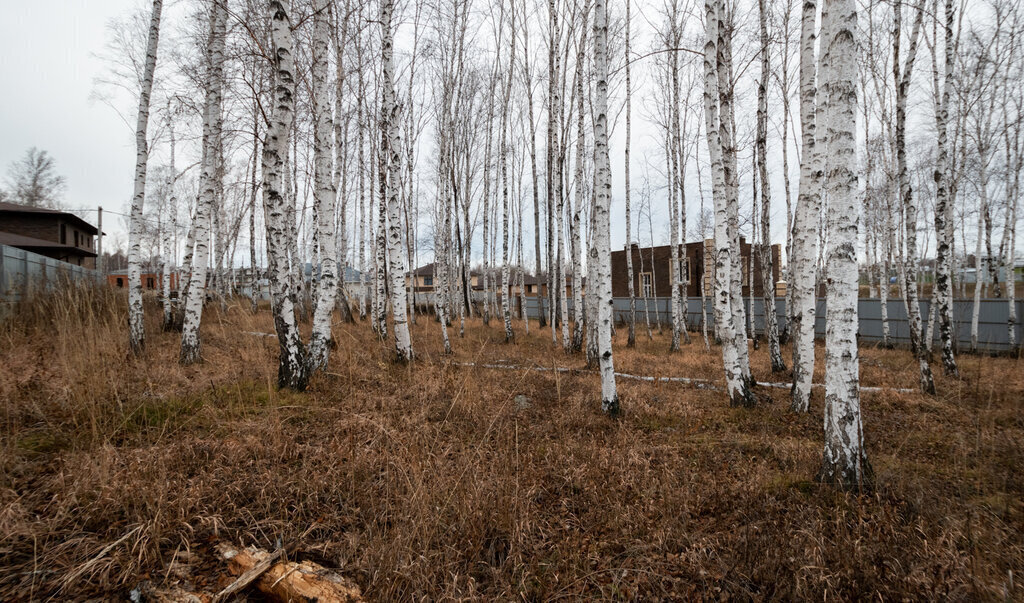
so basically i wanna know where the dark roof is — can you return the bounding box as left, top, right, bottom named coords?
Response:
left=412, top=262, right=436, bottom=276
left=0, top=201, right=98, bottom=234
left=0, top=231, right=98, bottom=257
left=412, top=263, right=481, bottom=277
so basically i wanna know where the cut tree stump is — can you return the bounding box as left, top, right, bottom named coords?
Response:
left=214, top=543, right=362, bottom=602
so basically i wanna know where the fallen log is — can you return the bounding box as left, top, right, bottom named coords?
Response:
left=215, top=543, right=362, bottom=602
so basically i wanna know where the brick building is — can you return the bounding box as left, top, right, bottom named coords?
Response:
left=610, top=238, right=781, bottom=299
left=0, top=202, right=98, bottom=267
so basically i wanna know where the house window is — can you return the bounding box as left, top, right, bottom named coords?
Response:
left=146, top=277, right=155, bottom=289
left=641, top=272, right=653, bottom=298
left=423, top=276, right=433, bottom=286
left=61, top=224, right=67, bottom=244
left=116, top=278, right=124, bottom=288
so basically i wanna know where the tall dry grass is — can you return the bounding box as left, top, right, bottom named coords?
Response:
left=1, top=290, right=1022, bottom=600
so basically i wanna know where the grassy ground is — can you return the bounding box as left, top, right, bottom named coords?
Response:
left=1, top=287, right=1022, bottom=600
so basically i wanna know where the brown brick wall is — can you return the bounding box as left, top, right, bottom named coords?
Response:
left=612, top=240, right=781, bottom=299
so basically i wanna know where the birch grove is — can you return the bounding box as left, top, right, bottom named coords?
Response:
left=98, top=0, right=1024, bottom=496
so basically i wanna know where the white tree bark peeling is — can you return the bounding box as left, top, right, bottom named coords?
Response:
left=594, top=0, right=619, bottom=416
left=128, top=0, right=163, bottom=354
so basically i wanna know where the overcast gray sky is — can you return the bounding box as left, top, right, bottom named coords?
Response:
left=0, top=0, right=796, bottom=262
left=0, top=0, right=138, bottom=231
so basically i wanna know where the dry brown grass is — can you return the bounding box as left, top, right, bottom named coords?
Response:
left=1, top=289, right=1022, bottom=600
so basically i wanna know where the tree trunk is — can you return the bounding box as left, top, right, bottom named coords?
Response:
left=593, top=0, right=619, bottom=416
left=819, top=0, right=871, bottom=489
left=717, top=5, right=754, bottom=391
left=705, top=0, right=753, bottom=407
left=379, top=0, right=413, bottom=361
left=262, top=0, right=307, bottom=390
left=308, top=0, right=340, bottom=371
left=180, top=1, right=225, bottom=365
left=162, top=108, right=176, bottom=331
left=757, top=0, right=785, bottom=372
left=127, top=0, right=163, bottom=354
left=789, top=0, right=823, bottom=411
left=624, top=0, right=636, bottom=348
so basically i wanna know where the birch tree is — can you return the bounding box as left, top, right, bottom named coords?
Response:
left=928, top=0, right=960, bottom=375
left=790, top=0, right=823, bottom=412
left=127, top=0, right=163, bottom=354
left=180, top=0, right=227, bottom=365
left=893, top=0, right=936, bottom=393
left=624, top=0, right=637, bottom=348
left=705, top=0, right=754, bottom=407
left=819, top=0, right=871, bottom=489
left=262, top=0, right=308, bottom=389
left=308, top=0, right=341, bottom=371
left=380, top=0, right=414, bottom=361
left=757, top=0, right=785, bottom=372
left=593, top=0, right=619, bottom=416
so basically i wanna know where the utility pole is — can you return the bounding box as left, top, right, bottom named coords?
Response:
left=97, top=206, right=103, bottom=277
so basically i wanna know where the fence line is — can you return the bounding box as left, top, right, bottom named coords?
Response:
left=0, top=245, right=100, bottom=308
left=521, top=295, right=1023, bottom=353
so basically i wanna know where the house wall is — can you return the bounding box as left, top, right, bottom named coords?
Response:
left=0, top=213, right=97, bottom=268
left=108, top=272, right=178, bottom=290
left=612, top=240, right=781, bottom=300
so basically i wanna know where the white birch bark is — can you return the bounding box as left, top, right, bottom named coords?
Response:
left=180, top=0, right=225, bottom=365
left=262, top=0, right=307, bottom=390
left=500, top=1, right=517, bottom=344
left=894, top=0, right=935, bottom=392
left=819, top=0, right=871, bottom=488
left=357, top=51, right=368, bottom=320
left=706, top=0, right=754, bottom=407
left=593, top=0, right=619, bottom=415
left=380, top=0, right=413, bottom=361
left=717, top=6, right=753, bottom=389
left=162, top=107, right=176, bottom=331
left=249, top=92, right=261, bottom=314
left=332, top=6, right=355, bottom=325
left=624, top=0, right=637, bottom=348
left=758, top=0, right=785, bottom=372
left=669, top=51, right=683, bottom=352
left=789, top=0, right=823, bottom=411
left=374, top=120, right=389, bottom=338
left=128, top=0, right=163, bottom=354
left=570, top=20, right=587, bottom=354
left=308, top=0, right=340, bottom=371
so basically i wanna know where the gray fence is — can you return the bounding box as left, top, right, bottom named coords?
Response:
left=0, top=244, right=100, bottom=306
left=523, top=295, right=1023, bottom=353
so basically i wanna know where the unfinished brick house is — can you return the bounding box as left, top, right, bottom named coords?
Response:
left=610, top=238, right=781, bottom=299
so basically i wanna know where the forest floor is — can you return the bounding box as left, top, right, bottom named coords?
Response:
left=1, top=288, right=1022, bottom=601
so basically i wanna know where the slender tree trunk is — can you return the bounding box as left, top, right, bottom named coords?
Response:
left=624, top=0, right=636, bottom=348
left=593, top=0, right=619, bottom=415
left=758, top=0, right=785, bottom=372
left=894, top=0, right=935, bottom=393
left=307, top=0, right=341, bottom=371
left=249, top=99, right=261, bottom=314
left=500, top=1, right=516, bottom=343
left=718, top=5, right=754, bottom=390
left=705, top=0, right=753, bottom=407
left=263, top=0, right=308, bottom=390
left=180, top=1, right=225, bottom=365
left=162, top=108, right=177, bottom=330
left=128, top=0, right=163, bottom=354
left=819, top=0, right=871, bottom=489
left=790, top=0, right=823, bottom=411
left=379, top=0, right=413, bottom=361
